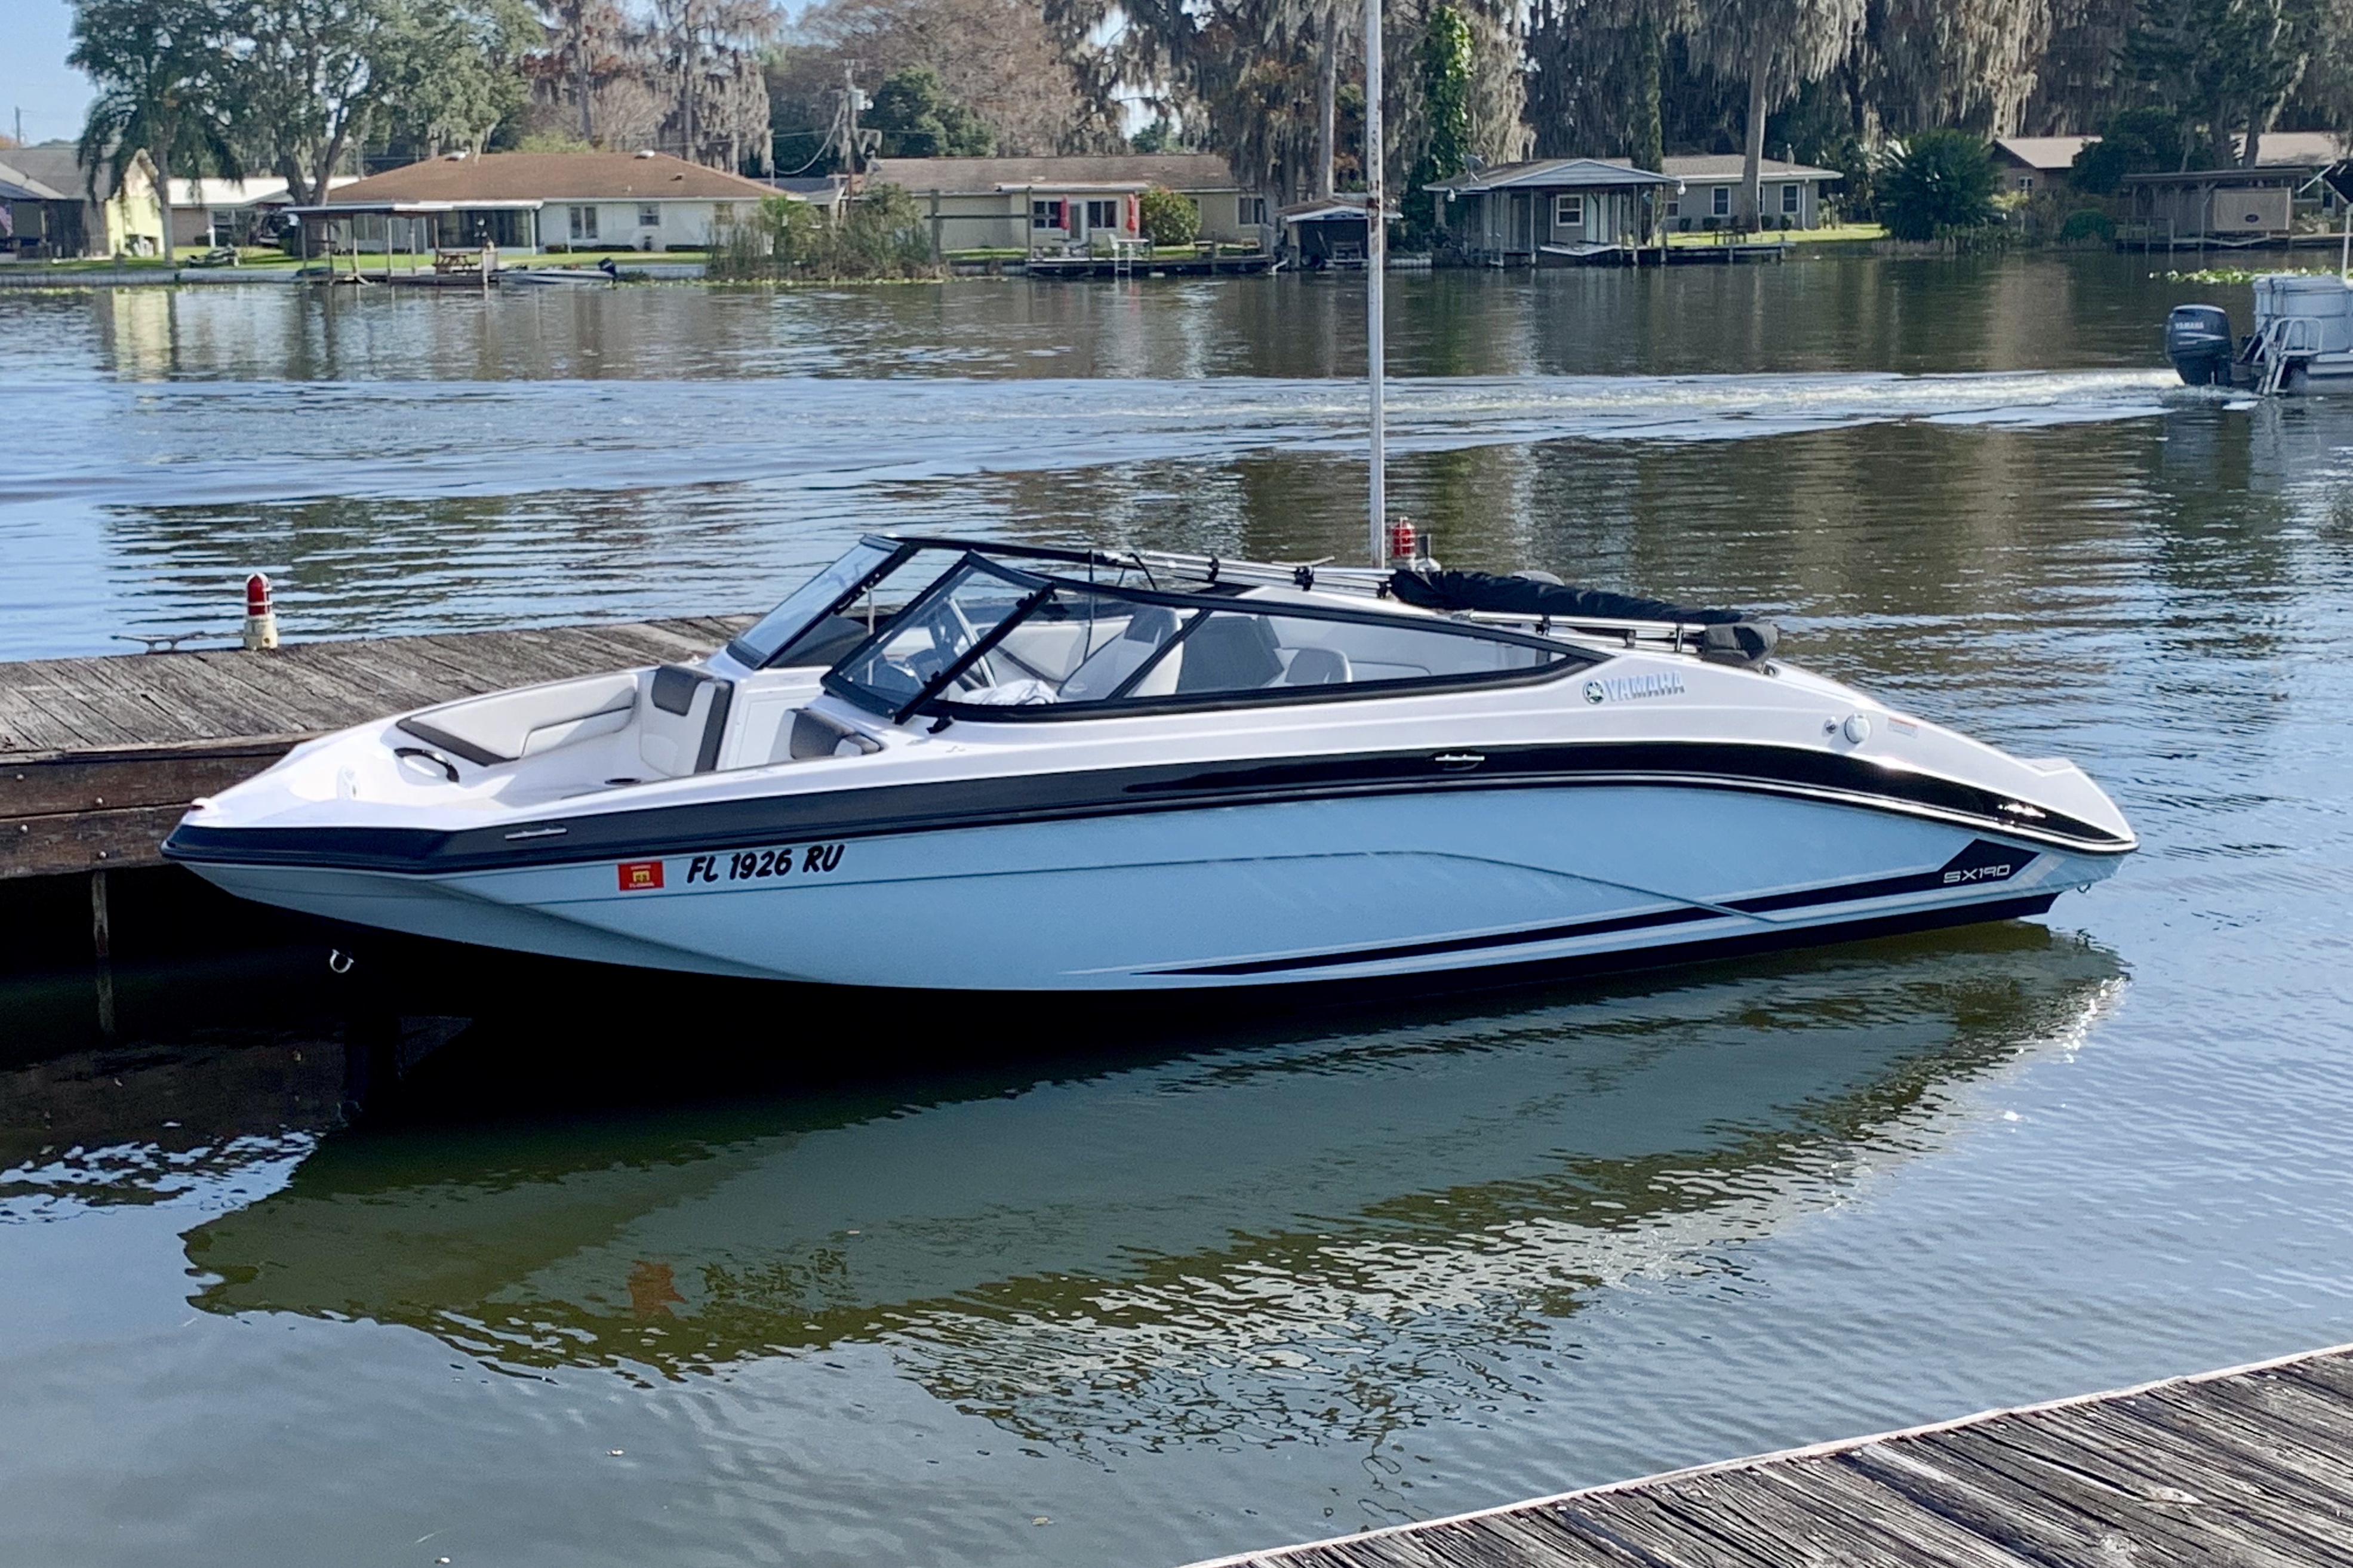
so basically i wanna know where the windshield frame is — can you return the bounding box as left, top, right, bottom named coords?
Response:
left=820, top=554, right=1057, bottom=722
left=819, top=560, right=1602, bottom=724
left=725, top=535, right=1179, bottom=670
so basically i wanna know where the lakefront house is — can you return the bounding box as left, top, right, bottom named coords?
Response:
left=296, top=151, right=784, bottom=253
left=866, top=154, right=1271, bottom=255
left=1423, top=159, right=1680, bottom=263
left=0, top=146, right=165, bottom=258
left=1656, top=156, right=1843, bottom=230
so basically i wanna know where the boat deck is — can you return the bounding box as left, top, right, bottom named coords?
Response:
left=0, top=617, right=751, bottom=880
left=1191, top=1342, right=2353, bottom=1567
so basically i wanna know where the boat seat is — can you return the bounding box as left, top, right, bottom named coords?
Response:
left=396, top=671, right=639, bottom=766
left=1281, top=647, right=1352, bottom=686
left=1060, top=607, right=1179, bottom=701
left=788, top=708, right=884, bottom=760
left=638, top=664, right=734, bottom=777
left=1176, top=613, right=1284, bottom=693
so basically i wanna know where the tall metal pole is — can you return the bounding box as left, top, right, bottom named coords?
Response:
left=1364, top=0, right=1387, bottom=566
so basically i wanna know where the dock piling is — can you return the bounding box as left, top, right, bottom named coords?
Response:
left=90, top=867, right=115, bottom=1039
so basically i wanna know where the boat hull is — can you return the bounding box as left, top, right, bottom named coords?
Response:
left=178, top=783, right=2119, bottom=991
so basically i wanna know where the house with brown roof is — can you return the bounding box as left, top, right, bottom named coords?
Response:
left=299, top=151, right=783, bottom=253
left=1992, top=137, right=2098, bottom=194
left=866, top=154, right=1270, bottom=254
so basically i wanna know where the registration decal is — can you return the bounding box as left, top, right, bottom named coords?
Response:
left=617, top=860, right=665, bottom=891
left=683, top=843, right=847, bottom=885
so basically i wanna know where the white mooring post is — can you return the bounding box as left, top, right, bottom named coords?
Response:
left=1364, top=0, right=1387, bottom=569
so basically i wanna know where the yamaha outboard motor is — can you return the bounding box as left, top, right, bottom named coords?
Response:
left=2167, top=304, right=2235, bottom=386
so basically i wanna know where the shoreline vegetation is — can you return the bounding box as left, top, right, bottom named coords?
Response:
left=706, top=187, right=946, bottom=282
left=36, top=0, right=2352, bottom=287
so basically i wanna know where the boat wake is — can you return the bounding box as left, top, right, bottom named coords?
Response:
left=1, top=368, right=2181, bottom=512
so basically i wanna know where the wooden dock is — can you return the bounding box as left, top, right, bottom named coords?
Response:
left=1192, top=1342, right=2353, bottom=1567
left=0, top=616, right=751, bottom=882
left=1025, top=252, right=1279, bottom=279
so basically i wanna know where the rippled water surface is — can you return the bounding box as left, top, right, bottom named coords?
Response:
left=5, top=255, right=2353, bottom=1567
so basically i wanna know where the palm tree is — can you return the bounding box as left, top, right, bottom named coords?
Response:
left=70, top=0, right=245, bottom=257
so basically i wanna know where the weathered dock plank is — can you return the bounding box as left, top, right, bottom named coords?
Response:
left=0, top=617, right=753, bottom=880
left=1189, top=1344, right=2353, bottom=1568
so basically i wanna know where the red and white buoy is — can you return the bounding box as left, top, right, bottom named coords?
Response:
left=242, top=572, right=279, bottom=651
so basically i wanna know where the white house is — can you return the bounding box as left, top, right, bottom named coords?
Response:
left=168, top=175, right=361, bottom=247
left=1658, top=155, right=1843, bottom=229
left=299, top=151, right=782, bottom=252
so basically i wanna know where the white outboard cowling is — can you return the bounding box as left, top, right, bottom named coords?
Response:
left=2166, top=304, right=2234, bottom=386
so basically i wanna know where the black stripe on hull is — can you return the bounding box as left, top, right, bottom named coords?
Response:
left=1166, top=907, right=1717, bottom=976
left=1158, top=840, right=2044, bottom=977
left=163, top=743, right=2128, bottom=875
left=1289, top=891, right=2065, bottom=1002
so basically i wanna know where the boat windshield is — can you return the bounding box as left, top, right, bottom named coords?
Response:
left=828, top=559, right=1044, bottom=716
left=725, top=540, right=900, bottom=668
left=824, top=565, right=1593, bottom=721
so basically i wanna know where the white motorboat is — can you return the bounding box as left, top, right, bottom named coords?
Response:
left=162, top=536, right=2136, bottom=992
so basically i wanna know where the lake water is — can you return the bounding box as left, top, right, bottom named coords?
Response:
left=6, top=255, right=2353, bottom=1567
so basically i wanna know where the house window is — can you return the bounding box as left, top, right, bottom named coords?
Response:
left=1555, top=193, right=1584, bottom=229
left=1782, top=182, right=1800, bottom=214
left=1665, top=197, right=1680, bottom=217
left=711, top=203, right=734, bottom=224
left=1084, top=198, right=1121, bottom=232
left=638, top=204, right=660, bottom=228
left=1241, top=196, right=1267, bottom=225
left=2016, top=174, right=2035, bottom=191
left=1032, top=199, right=1065, bottom=230
left=1711, top=186, right=1730, bottom=217
left=568, top=205, right=598, bottom=241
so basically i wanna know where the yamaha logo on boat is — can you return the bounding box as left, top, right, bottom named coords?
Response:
left=1585, top=672, right=1687, bottom=705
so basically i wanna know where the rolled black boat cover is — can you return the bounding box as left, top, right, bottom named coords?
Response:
left=1389, top=569, right=1777, bottom=664
left=1389, top=568, right=1742, bottom=624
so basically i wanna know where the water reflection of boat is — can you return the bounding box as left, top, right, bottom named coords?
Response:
left=184, top=926, right=2121, bottom=1444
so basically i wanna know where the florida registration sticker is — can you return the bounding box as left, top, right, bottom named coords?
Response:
left=617, top=860, right=665, bottom=891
